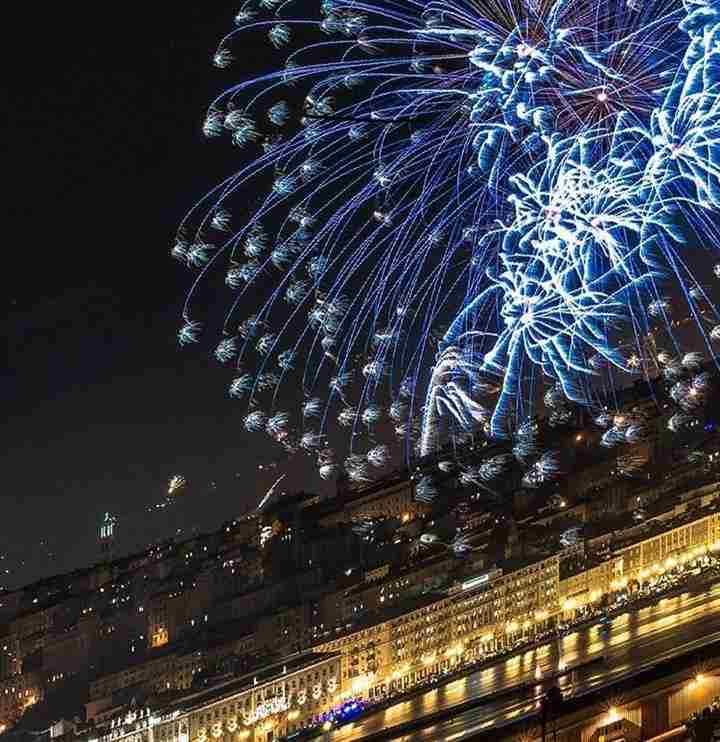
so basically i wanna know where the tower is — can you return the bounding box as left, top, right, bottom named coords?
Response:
left=99, top=512, right=117, bottom=560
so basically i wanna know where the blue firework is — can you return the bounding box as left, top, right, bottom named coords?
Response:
left=176, top=0, right=720, bottom=474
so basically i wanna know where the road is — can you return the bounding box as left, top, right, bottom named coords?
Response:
left=318, top=580, right=720, bottom=741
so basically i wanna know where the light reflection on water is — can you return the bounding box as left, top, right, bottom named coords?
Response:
left=331, top=581, right=720, bottom=741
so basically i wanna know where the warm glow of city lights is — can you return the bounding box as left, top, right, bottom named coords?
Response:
left=351, top=675, right=371, bottom=694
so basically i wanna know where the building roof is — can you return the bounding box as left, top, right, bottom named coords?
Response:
left=498, top=552, right=558, bottom=574
left=160, top=652, right=339, bottom=714
left=341, top=551, right=455, bottom=598
left=90, top=617, right=257, bottom=682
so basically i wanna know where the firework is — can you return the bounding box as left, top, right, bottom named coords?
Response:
left=256, top=474, right=287, bottom=512
left=345, top=454, right=373, bottom=483
left=460, top=454, right=513, bottom=487
left=367, top=444, right=391, bottom=469
left=177, top=0, right=720, bottom=478
left=521, top=451, right=561, bottom=488
left=668, top=412, right=693, bottom=433
left=450, top=533, right=471, bottom=557
left=167, top=474, right=186, bottom=496
left=415, top=476, right=438, bottom=504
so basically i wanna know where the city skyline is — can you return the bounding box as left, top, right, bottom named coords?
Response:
left=2, top=388, right=720, bottom=741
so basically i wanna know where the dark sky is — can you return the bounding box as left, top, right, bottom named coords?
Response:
left=3, top=3, right=321, bottom=587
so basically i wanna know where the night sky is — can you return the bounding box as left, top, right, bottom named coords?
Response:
left=3, top=4, right=323, bottom=587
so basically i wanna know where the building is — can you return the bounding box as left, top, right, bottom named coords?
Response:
left=0, top=670, right=41, bottom=726
left=314, top=555, right=560, bottom=701
left=318, top=475, right=428, bottom=526
left=2, top=379, right=720, bottom=737
left=88, top=627, right=258, bottom=718
left=81, top=653, right=341, bottom=742
left=560, top=496, right=720, bottom=618
left=100, top=514, right=118, bottom=559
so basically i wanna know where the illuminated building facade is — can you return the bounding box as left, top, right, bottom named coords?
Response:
left=312, top=497, right=720, bottom=701
left=560, top=500, right=720, bottom=618
left=3, top=386, right=720, bottom=737
left=314, top=556, right=560, bottom=700
left=0, top=671, right=41, bottom=726
left=82, top=654, right=341, bottom=742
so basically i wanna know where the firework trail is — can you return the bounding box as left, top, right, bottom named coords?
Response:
left=256, top=474, right=287, bottom=512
